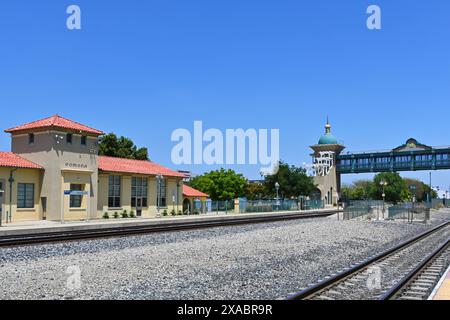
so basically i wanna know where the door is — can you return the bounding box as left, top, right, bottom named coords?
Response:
left=136, top=197, right=143, bottom=217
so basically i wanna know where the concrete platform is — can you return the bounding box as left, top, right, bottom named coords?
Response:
left=0, top=208, right=339, bottom=237
left=430, top=265, right=450, bottom=300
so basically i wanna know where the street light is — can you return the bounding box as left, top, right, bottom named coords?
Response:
left=380, top=180, right=388, bottom=218
left=275, top=182, right=280, bottom=211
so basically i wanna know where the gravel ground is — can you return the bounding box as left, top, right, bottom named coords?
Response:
left=0, top=209, right=449, bottom=300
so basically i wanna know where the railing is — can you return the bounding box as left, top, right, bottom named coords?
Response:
left=374, top=163, right=391, bottom=170
left=210, top=200, right=235, bottom=214
left=430, top=198, right=450, bottom=209
left=239, top=199, right=300, bottom=213
left=343, top=204, right=371, bottom=220
left=237, top=199, right=325, bottom=214
left=346, top=200, right=384, bottom=207
left=436, top=160, right=450, bottom=167
left=303, top=199, right=325, bottom=210
left=337, top=151, right=450, bottom=174
left=388, top=203, right=430, bottom=222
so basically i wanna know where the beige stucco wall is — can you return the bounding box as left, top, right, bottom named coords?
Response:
left=313, top=166, right=340, bottom=206
left=0, top=167, right=42, bottom=223
left=98, top=173, right=184, bottom=218
left=61, top=170, right=94, bottom=221
left=11, top=130, right=99, bottom=221
left=4, top=130, right=184, bottom=222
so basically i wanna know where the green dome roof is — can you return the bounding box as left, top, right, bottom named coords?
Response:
left=319, top=134, right=338, bottom=145
left=318, top=120, right=338, bottom=145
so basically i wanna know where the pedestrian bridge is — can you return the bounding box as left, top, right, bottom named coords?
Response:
left=336, top=138, right=450, bottom=174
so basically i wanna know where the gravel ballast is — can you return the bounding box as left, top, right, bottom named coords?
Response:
left=0, top=209, right=449, bottom=300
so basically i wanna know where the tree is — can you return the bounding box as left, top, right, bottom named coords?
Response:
left=373, top=172, right=409, bottom=203
left=189, top=169, right=247, bottom=201
left=403, top=178, right=438, bottom=202
left=341, top=180, right=374, bottom=200
left=263, top=161, right=316, bottom=199
left=244, top=182, right=268, bottom=200
left=99, top=133, right=149, bottom=160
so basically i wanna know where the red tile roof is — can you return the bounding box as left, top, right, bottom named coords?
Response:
left=0, top=152, right=43, bottom=169
left=183, top=185, right=209, bottom=198
left=5, top=115, right=104, bottom=136
left=98, top=156, right=185, bottom=178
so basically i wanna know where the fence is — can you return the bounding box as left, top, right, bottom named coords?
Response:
left=235, top=198, right=325, bottom=214
left=206, top=198, right=327, bottom=215
left=346, top=200, right=384, bottom=208
left=388, top=203, right=430, bottom=222
left=343, top=204, right=371, bottom=220
left=209, top=200, right=235, bottom=214
left=240, top=199, right=302, bottom=213
left=431, top=198, right=450, bottom=209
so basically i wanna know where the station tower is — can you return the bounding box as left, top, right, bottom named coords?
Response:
left=309, top=120, right=346, bottom=207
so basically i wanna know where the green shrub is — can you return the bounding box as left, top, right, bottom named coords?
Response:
left=103, top=212, right=110, bottom=219
left=130, top=211, right=136, bottom=218
left=171, top=209, right=176, bottom=216
left=178, top=210, right=183, bottom=216
left=163, top=209, right=168, bottom=216
left=113, top=212, right=119, bottom=219
left=121, top=211, right=129, bottom=218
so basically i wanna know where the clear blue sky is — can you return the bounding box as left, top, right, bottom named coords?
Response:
left=1, top=1, right=449, bottom=191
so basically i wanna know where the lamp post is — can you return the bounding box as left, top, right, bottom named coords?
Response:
left=156, top=174, right=163, bottom=218
left=275, top=182, right=280, bottom=211
left=380, top=180, right=388, bottom=218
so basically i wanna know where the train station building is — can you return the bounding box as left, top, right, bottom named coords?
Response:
left=0, top=115, right=205, bottom=223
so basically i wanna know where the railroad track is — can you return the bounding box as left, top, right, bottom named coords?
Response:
left=288, top=221, right=450, bottom=301
left=381, top=238, right=450, bottom=300
left=0, top=210, right=336, bottom=247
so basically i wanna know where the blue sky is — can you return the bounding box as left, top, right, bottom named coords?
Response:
left=0, top=1, right=449, bottom=191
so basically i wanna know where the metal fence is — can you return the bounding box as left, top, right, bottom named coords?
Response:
left=205, top=198, right=327, bottom=215
left=388, top=203, right=430, bottom=222
left=346, top=200, right=385, bottom=207
left=343, top=204, right=371, bottom=220
left=431, top=198, right=450, bottom=209
left=209, top=200, right=235, bottom=214
left=237, top=199, right=324, bottom=214
left=239, top=199, right=298, bottom=213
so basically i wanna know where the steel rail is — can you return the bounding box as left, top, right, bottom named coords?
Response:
left=0, top=211, right=336, bottom=247
left=380, top=238, right=450, bottom=300
left=287, top=221, right=450, bottom=300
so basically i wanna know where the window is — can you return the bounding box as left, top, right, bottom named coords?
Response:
left=17, top=183, right=34, bottom=209
left=67, top=133, right=73, bottom=144
left=108, top=176, right=121, bottom=208
left=415, top=154, right=432, bottom=163
left=131, top=177, right=148, bottom=208
left=395, top=156, right=411, bottom=162
left=157, top=179, right=167, bottom=207
left=81, top=136, right=87, bottom=146
left=375, top=157, right=390, bottom=164
left=374, top=157, right=390, bottom=168
left=28, top=133, right=35, bottom=144
left=70, top=184, right=83, bottom=208
left=356, top=158, right=370, bottom=167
